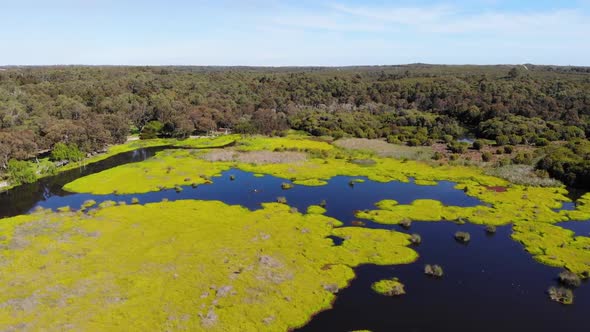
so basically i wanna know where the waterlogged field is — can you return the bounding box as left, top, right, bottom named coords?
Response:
left=1, top=135, right=589, bottom=331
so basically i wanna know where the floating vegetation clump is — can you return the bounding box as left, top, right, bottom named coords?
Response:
left=281, top=182, right=294, bottom=190
left=371, top=278, right=406, bottom=296
left=548, top=286, right=574, bottom=305
left=424, top=264, right=444, bottom=278
left=454, top=231, right=471, bottom=243
left=0, top=200, right=417, bottom=331
left=276, top=196, right=287, bottom=204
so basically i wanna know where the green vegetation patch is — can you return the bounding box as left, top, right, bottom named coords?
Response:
left=371, top=278, right=406, bottom=296
left=512, top=222, right=590, bottom=278
left=358, top=184, right=572, bottom=226
left=0, top=200, right=417, bottom=331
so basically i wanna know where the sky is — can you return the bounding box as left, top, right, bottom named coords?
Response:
left=0, top=0, right=589, bottom=66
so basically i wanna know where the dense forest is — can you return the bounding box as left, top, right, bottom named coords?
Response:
left=1, top=64, right=589, bottom=187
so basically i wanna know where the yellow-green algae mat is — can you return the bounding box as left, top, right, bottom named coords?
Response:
left=0, top=200, right=417, bottom=331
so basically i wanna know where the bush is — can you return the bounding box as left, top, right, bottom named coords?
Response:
left=485, top=225, right=497, bottom=234
left=281, top=182, right=294, bottom=190
left=548, top=286, right=574, bottom=305
left=276, top=196, right=287, bottom=204
left=473, top=140, right=484, bottom=150
left=407, top=138, right=421, bottom=147
left=424, top=264, right=444, bottom=278
left=496, top=135, right=509, bottom=146
left=443, top=135, right=454, bottom=144
left=503, top=145, right=514, bottom=154
left=140, top=121, right=164, bottom=139
left=400, top=219, right=412, bottom=229
left=448, top=142, right=469, bottom=154
left=50, top=143, right=84, bottom=162
left=535, top=137, right=549, bottom=146
left=410, top=234, right=422, bottom=245
left=482, top=152, right=493, bottom=162
left=512, top=152, right=533, bottom=165
left=558, top=271, right=581, bottom=287
left=454, top=231, right=471, bottom=243
left=432, top=152, right=443, bottom=160
left=7, top=159, right=37, bottom=185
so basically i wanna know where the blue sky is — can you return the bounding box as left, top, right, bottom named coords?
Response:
left=1, top=0, right=589, bottom=65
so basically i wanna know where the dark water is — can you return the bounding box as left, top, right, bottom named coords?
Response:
left=1, top=148, right=589, bottom=332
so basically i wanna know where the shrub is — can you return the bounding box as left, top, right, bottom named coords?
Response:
left=319, top=200, right=327, bottom=208
left=512, top=152, right=533, bottom=165
left=432, top=152, right=443, bottom=160
left=410, top=234, right=422, bottom=245
left=558, top=271, right=581, bottom=287
left=140, top=120, right=164, bottom=139
left=473, top=140, right=484, bottom=150
left=281, top=182, right=294, bottom=190
left=503, top=145, right=514, bottom=154
left=482, top=152, right=493, bottom=162
left=407, top=139, right=421, bottom=147
left=496, top=135, right=509, bottom=146
left=547, top=286, right=574, bottom=305
left=131, top=197, right=140, bottom=205
left=485, top=225, right=497, bottom=234
left=7, top=159, right=36, bottom=185
left=276, top=196, right=287, bottom=204
left=443, top=135, right=454, bottom=144
left=424, top=264, right=444, bottom=278
left=50, top=143, right=84, bottom=162
left=454, top=231, right=471, bottom=243
left=448, top=142, right=469, bottom=154
left=535, top=137, right=549, bottom=146
left=400, top=219, right=412, bottom=229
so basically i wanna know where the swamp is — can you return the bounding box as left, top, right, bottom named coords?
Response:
left=0, top=135, right=589, bottom=331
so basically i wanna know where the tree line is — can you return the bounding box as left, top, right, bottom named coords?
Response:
left=1, top=64, right=589, bottom=187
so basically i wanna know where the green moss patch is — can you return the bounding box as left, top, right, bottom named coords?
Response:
left=512, top=222, right=590, bottom=277
left=0, top=200, right=417, bottom=331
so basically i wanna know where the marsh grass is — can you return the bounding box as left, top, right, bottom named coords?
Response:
left=485, top=165, right=561, bottom=187
left=334, top=138, right=434, bottom=160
